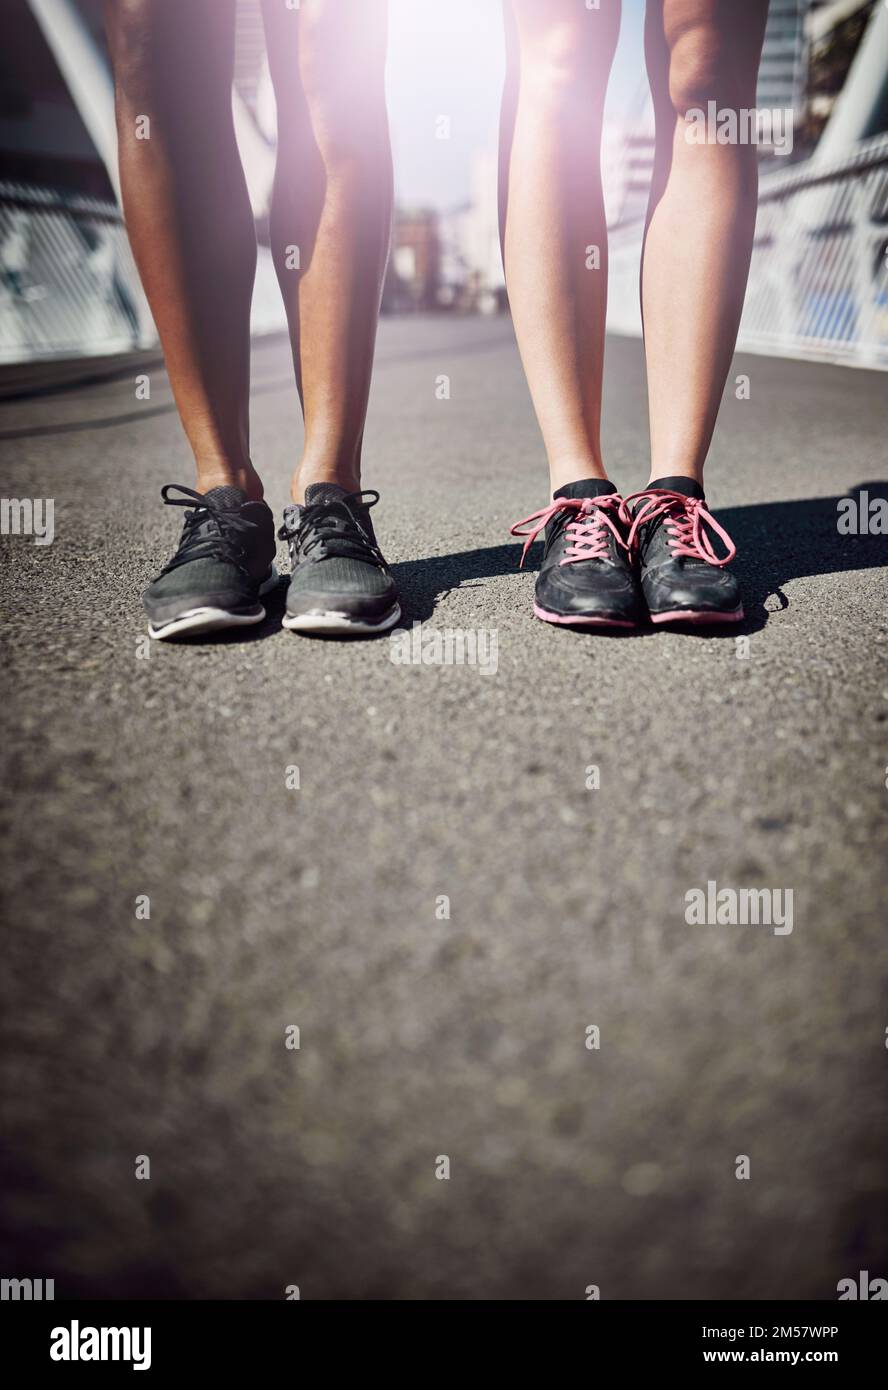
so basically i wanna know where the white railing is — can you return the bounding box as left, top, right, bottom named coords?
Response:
left=0, top=182, right=285, bottom=365
left=4, top=134, right=888, bottom=370
left=0, top=183, right=152, bottom=363
left=607, top=133, right=888, bottom=370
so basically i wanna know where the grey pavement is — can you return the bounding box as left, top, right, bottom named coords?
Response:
left=1, top=317, right=886, bottom=1300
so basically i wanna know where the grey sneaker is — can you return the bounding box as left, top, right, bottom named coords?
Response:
left=279, top=484, right=401, bottom=636
left=143, top=484, right=278, bottom=640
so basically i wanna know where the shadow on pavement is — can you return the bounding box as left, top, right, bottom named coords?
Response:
left=392, top=484, right=888, bottom=634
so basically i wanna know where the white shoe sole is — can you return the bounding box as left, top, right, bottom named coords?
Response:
left=148, top=567, right=279, bottom=640
left=282, top=602, right=402, bottom=636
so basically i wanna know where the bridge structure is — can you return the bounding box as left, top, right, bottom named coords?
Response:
left=1, top=0, right=887, bottom=374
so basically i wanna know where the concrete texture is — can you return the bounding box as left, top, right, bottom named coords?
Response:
left=1, top=318, right=886, bottom=1299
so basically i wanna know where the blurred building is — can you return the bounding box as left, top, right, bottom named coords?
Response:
left=757, top=0, right=810, bottom=114
left=436, top=149, right=505, bottom=315
left=603, top=119, right=656, bottom=230
left=384, top=208, right=441, bottom=313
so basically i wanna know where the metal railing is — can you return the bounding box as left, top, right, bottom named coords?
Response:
left=3, top=134, right=888, bottom=370
left=0, top=181, right=286, bottom=365
left=0, top=182, right=152, bottom=363
left=606, top=132, right=888, bottom=369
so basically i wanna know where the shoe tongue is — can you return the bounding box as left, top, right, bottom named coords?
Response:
left=304, top=483, right=352, bottom=506
left=553, top=479, right=617, bottom=501
left=202, top=484, right=248, bottom=509
left=648, top=475, right=705, bottom=501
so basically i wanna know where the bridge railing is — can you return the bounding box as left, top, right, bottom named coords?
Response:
left=607, top=132, right=888, bottom=370
left=0, top=181, right=285, bottom=366
left=4, top=134, right=888, bottom=370
left=0, top=182, right=151, bottom=364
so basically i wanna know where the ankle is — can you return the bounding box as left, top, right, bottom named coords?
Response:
left=549, top=463, right=610, bottom=495
left=196, top=464, right=264, bottom=502
left=646, top=467, right=704, bottom=488
left=291, top=467, right=361, bottom=505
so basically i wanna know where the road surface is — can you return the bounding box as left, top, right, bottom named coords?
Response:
left=1, top=318, right=886, bottom=1299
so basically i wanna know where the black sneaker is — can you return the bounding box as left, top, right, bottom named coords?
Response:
left=510, top=479, right=642, bottom=628
left=279, top=484, right=401, bottom=635
left=625, top=476, right=743, bottom=625
left=144, top=484, right=277, bottom=640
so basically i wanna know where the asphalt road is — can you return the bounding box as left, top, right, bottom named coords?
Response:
left=1, top=318, right=887, bottom=1300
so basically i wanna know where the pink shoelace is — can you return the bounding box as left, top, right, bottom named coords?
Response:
left=623, top=489, right=737, bottom=567
left=509, top=494, right=631, bottom=568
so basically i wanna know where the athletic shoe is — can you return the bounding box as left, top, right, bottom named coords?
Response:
left=143, top=484, right=277, bottom=640
left=510, top=479, right=642, bottom=628
left=279, top=484, right=401, bottom=635
left=624, top=476, right=743, bottom=624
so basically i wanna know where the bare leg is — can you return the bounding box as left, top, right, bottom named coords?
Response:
left=500, top=0, right=621, bottom=494
left=642, top=0, right=769, bottom=484
left=105, top=0, right=261, bottom=498
left=261, top=0, right=392, bottom=504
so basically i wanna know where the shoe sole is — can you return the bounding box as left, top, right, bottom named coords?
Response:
left=650, top=605, right=745, bottom=626
left=282, top=601, right=402, bottom=637
left=533, top=602, right=637, bottom=629
left=147, top=567, right=279, bottom=640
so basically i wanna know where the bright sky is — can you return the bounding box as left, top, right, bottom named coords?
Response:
left=386, top=0, right=647, bottom=209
